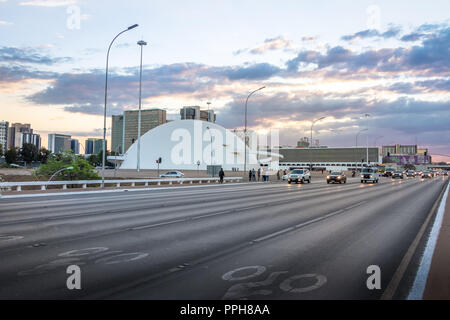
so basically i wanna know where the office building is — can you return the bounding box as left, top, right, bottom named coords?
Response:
left=278, top=147, right=380, bottom=171
left=180, top=106, right=216, bottom=123
left=382, top=144, right=418, bottom=157
left=111, top=109, right=166, bottom=154
left=111, top=115, right=124, bottom=154
left=70, top=139, right=80, bottom=154
left=21, top=133, right=41, bottom=150
left=48, top=134, right=71, bottom=154
left=0, top=121, right=8, bottom=154
left=8, top=123, right=32, bottom=149
left=85, top=138, right=107, bottom=155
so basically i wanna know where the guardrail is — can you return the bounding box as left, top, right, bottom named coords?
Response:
left=0, top=177, right=244, bottom=192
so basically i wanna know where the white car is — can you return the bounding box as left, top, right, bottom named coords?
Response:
left=361, top=168, right=379, bottom=183
left=288, top=169, right=311, bottom=184
left=160, top=171, right=185, bottom=178
left=282, top=174, right=289, bottom=181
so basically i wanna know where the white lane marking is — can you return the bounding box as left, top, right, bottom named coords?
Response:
left=252, top=227, right=296, bottom=243
left=0, top=235, right=24, bottom=241
left=279, top=274, right=327, bottom=293
left=95, top=252, right=149, bottom=265
left=408, top=182, right=450, bottom=300
left=344, top=201, right=367, bottom=210
left=222, top=266, right=267, bottom=281
left=58, top=247, right=109, bottom=257
left=381, top=180, right=449, bottom=300
left=128, top=218, right=187, bottom=231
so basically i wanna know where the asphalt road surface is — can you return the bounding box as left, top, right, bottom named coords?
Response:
left=0, top=175, right=448, bottom=299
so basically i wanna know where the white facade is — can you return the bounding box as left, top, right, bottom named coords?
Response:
left=119, top=120, right=259, bottom=170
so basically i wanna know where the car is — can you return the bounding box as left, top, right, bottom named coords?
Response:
left=288, top=169, right=311, bottom=184
left=421, top=171, right=433, bottom=179
left=392, top=171, right=404, bottom=179
left=384, top=168, right=395, bottom=177
left=444, top=171, right=449, bottom=176
left=282, top=174, right=289, bottom=181
left=406, top=170, right=416, bottom=177
left=361, top=168, right=379, bottom=183
left=327, top=171, right=347, bottom=184
left=159, top=171, right=185, bottom=178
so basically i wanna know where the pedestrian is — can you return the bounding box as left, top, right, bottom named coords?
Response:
left=249, top=170, right=252, bottom=182
left=321, top=169, right=324, bottom=174
left=277, top=170, right=280, bottom=180
left=257, top=168, right=261, bottom=182
left=219, top=168, right=225, bottom=184
left=252, top=168, right=256, bottom=182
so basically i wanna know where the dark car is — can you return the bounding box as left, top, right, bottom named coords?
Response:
left=384, top=168, right=395, bottom=177
left=327, top=171, right=347, bottom=184
left=421, top=171, right=433, bottom=179
left=392, top=171, right=404, bottom=179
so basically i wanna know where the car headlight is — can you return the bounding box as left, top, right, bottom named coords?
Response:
left=361, top=175, right=364, bottom=178
left=327, top=176, right=330, bottom=179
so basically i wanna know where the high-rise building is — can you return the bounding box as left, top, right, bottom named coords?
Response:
left=48, top=134, right=71, bottom=154
left=70, top=139, right=80, bottom=154
left=85, top=138, right=107, bottom=155
left=21, top=133, right=41, bottom=150
left=8, top=123, right=33, bottom=149
left=180, top=106, right=216, bottom=123
left=111, top=115, right=124, bottom=154
left=0, top=121, right=8, bottom=154
left=111, top=109, right=166, bottom=154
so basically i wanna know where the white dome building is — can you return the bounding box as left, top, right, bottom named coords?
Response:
left=119, top=120, right=259, bottom=171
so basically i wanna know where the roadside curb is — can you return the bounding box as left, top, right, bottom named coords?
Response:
left=421, top=180, right=450, bottom=299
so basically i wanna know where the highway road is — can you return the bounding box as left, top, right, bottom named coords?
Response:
left=0, top=175, right=448, bottom=299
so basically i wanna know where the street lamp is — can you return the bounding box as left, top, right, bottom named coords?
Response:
left=355, top=129, right=368, bottom=170
left=244, top=86, right=265, bottom=172
left=365, top=114, right=370, bottom=166
left=102, top=24, right=139, bottom=188
left=310, top=117, right=326, bottom=171
left=48, top=166, right=74, bottom=182
left=137, top=39, right=147, bottom=173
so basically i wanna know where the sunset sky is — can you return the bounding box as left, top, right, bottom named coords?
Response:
left=0, top=0, right=449, bottom=161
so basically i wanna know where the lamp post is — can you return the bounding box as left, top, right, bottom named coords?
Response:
left=365, top=114, right=370, bottom=166
left=244, top=86, right=265, bottom=173
left=137, top=39, right=147, bottom=172
left=356, top=128, right=368, bottom=170
left=48, top=166, right=74, bottom=182
left=310, top=117, right=326, bottom=171
left=102, top=24, right=138, bottom=188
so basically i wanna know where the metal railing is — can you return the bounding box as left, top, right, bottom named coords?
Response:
left=0, top=177, right=243, bottom=192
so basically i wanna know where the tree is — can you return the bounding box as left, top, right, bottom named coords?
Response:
left=38, top=148, right=51, bottom=164
left=20, top=143, right=39, bottom=164
left=35, top=151, right=100, bottom=181
left=5, top=148, right=18, bottom=164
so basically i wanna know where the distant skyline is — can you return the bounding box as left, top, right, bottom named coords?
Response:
left=0, top=0, right=449, bottom=161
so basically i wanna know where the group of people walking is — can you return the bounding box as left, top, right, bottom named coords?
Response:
left=248, top=168, right=281, bottom=182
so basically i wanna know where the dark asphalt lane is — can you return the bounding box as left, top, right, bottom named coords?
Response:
left=0, top=176, right=448, bottom=299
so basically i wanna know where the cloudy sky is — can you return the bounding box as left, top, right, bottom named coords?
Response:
left=0, top=0, right=449, bottom=161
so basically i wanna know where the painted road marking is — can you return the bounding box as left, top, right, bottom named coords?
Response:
left=408, top=181, right=450, bottom=300
left=222, top=266, right=267, bottom=281
left=279, top=274, right=327, bottom=293
left=0, top=235, right=24, bottom=241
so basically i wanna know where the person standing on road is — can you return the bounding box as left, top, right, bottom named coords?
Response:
left=252, top=168, right=256, bottom=182
left=277, top=170, right=280, bottom=180
left=257, top=168, right=261, bottom=182
left=249, top=170, right=252, bottom=182
left=219, top=168, right=225, bottom=184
